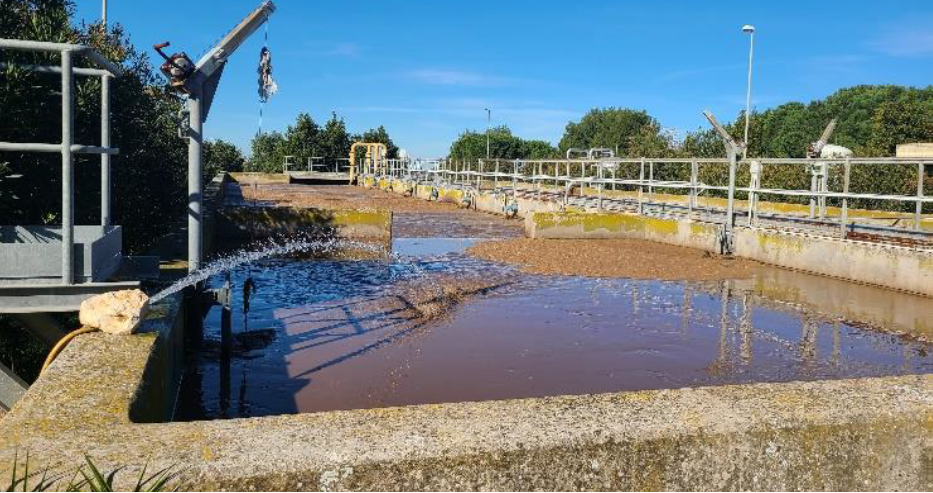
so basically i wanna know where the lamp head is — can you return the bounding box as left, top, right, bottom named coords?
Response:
left=742, top=24, right=755, bottom=33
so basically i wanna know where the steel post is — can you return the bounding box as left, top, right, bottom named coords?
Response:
left=725, top=147, right=737, bottom=249
left=689, top=159, right=698, bottom=214
left=187, top=94, right=203, bottom=273
left=638, top=158, right=645, bottom=214
left=841, top=158, right=850, bottom=238
left=916, top=162, right=925, bottom=231
left=61, top=50, right=74, bottom=285
left=101, top=74, right=111, bottom=225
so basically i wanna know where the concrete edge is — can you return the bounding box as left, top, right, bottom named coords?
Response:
left=3, top=306, right=933, bottom=490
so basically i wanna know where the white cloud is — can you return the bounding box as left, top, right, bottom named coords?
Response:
left=323, top=43, right=361, bottom=57
left=404, top=69, right=514, bottom=86
left=871, top=28, right=933, bottom=57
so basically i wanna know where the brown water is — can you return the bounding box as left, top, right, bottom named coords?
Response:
left=175, top=215, right=933, bottom=420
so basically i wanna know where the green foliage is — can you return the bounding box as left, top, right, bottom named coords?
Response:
left=359, top=125, right=399, bottom=159
left=448, top=126, right=558, bottom=162
left=522, top=139, right=560, bottom=159
left=317, top=112, right=352, bottom=162
left=558, top=108, right=661, bottom=157
left=3, top=452, right=179, bottom=492
left=202, top=139, right=245, bottom=183
left=1, top=0, right=187, bottom=254
left=0, top=316, right=48, bottom=384
left=280, top=112, right=320, bottom=165
left=247, top=130, right=286, bottom=173
left=247, top=112, right=397, bottom=171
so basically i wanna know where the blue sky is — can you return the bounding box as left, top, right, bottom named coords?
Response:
left=75, top=0, right=933, bottom=157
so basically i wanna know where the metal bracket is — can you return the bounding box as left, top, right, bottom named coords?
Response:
left=177, top=106, right=190, bottom=138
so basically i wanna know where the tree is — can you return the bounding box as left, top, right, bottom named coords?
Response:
left=558, top=108, right=661, bottom=157
left=247, top=131, right=286, bottom=173
left=203, top=139, right=245, bottom=182
left=522, top=139, right=560, bottom=159
left=318, top=112, right=352, bottom=160
left=1, top=0, right=188, bottom=254
left=865, top=99, right=933, bottom=156
left=448, top=126, right=539, bottom=162
left=281, top=112, right=321, bottom=164
left=360, top=125, right=399, bottom=158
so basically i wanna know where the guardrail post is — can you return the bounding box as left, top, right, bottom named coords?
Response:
left=747, top=160, right=760, bottom=226
left=689, top=159, right=698, bottom=215
left=808, top=162, right=817, bottom=219
left=638, top=158, right=645, bottom=214
left=597, top=162, right=603, bottom=211
left=648, top=160, right=654, bottom=199
left=819, top=162, right=829, bottom=220
left=916, top=162, right=925, bottom=231
left=841, top=157, right=851, bottom=238
left=101, top=73, right=111, bottom=225
left=725, top=147, right=737, bottom=241
left=61, top=49, right=74, bottom=284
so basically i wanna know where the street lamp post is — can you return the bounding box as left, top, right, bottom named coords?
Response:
left=485, top=108, right=491, bottom=160
left=742, top=24, right=755, bottom=160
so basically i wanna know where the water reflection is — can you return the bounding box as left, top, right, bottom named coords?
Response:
left=175, top=247, right=933, bottom=420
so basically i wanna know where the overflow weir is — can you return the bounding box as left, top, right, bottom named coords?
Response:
left=2, top=169, right=933, bottom=490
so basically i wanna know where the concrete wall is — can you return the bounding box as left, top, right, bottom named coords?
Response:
left=358, top=177, right=933, bottom=296
left=526, top=211, right=723, bottom=253
left=216, top=206, right=392, bottom=242
left=4, top=305, right=933, bottom=490
left=525, top=211, right=933, bottom=297
left=0, top=225, right=122, bottom=283
left=734, top=227, right=933, bottom=297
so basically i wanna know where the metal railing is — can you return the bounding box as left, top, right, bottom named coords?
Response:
left=284, top=156, right=352, bottom=174
left=0, top=39, right=123, bottom=284
left=359, top=156, right=931, bottom=242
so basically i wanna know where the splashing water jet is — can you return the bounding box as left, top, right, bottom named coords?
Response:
left=150, top=237, right=385, bottom=303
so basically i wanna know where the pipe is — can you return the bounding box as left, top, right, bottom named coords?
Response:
left=61, top=49, right=74, bottom=285
left=40, top=327, right=99, bottom=374
left=102, top=73, right=111, bottom=225
left=187, top=94, right=203, bottom=273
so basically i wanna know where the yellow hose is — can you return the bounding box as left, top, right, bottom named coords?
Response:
left=40, top=326, right=99, bottom=375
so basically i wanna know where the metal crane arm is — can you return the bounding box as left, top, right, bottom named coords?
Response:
left=185, top=0, right=276, bottom=93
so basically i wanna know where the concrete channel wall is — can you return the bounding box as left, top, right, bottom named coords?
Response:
left=4, top=176, right=933, bottom=489
left=365, top=177, right=933, bottom=297
left=216, top=207, right=392, bottom=242
left=2, top=278, right=933, bottom=491
left=3, top=298, right=933, bottom=490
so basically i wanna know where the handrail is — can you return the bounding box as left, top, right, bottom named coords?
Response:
left=360, top=156, right=931, bottom=240
left=0, top=38, right=123, bottom=77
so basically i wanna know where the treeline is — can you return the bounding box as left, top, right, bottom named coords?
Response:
left=1, top=0, right=187, bottom=255
left=448, top=126, right=559, bottom=161
left=448, top=85, right=933, bottom=161
left=246, top=112, right=399, bottom=173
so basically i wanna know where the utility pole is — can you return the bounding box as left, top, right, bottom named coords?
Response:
left=485, top=107, right=491, bottom=160
left=742, top=24, right=755, bottom=160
